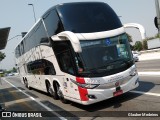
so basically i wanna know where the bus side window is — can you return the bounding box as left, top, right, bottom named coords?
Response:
left=44, top=60, right=56, bottom=75
left=27, top=59, right=56, bottom=75
left=58, top=52, right=74, bottom=75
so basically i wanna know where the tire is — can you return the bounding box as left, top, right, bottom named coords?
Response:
left=56, top=84, right=68, bottom=104
left=24, top=79, right=31, bottom=90
left=47, top=82, right=59, bottom=100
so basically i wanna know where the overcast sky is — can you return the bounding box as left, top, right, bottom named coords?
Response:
left=0, top=0, right=158, bottom=70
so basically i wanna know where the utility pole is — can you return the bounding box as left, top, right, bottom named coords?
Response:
left=155, top=0, right=160, bottom=37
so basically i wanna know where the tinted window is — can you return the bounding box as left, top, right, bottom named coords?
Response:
left=24, top=21, right=48, bottom=52
left=15, top=45, right=21, bottom=58
left=76, top=34, right=134, bottom=77
left=57, top=2, right=122, bottom=33
left=52, top=41, right=75, bottom=75
left=43, top=9, right=64, bottom=36
left=57, top=51, right=75, bottom=75
left=16, top=20, right=48, bottom=58
left=20, top=41, right=24, bottom=55
left=27, top=59, right=56, bottom=75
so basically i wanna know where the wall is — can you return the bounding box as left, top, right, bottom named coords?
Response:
left=147, top=38, right=160, bottom=49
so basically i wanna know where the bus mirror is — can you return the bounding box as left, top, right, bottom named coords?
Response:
left=51, top=31, right=82, bottom=53
left=154, top=17, right=158, bottom=29
left=123, top=23, right=146, bottom=40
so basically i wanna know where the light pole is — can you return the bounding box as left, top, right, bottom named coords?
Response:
left=7, top=35, right=22, bottom=41
left=28, top=4, right=36, bottom=23
left=155, top=0, right=160, bottom=37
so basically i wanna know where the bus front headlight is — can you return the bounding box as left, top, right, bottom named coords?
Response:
left=129, top=68, right=137, bottom=76
left=80, top=84, right=100, bottom=89
left=70, top=79, right=99, bottom=89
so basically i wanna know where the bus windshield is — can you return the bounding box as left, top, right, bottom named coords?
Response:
left=75, top=33, right=134, bottom=77
left=57, top=2, right=122, bottom=33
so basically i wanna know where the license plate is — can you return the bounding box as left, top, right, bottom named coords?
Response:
left=113, top=90, right=123, bottom=97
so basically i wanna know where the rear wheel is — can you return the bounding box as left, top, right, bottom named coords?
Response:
left=47, top=82, right=59, bottom=100
left=24, top=79, right=31, bottom=90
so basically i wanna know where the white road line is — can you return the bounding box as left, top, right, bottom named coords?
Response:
left=130, top=90, right=160, bottom=97
left=4, top=78, right=67, bottom=120
left=138, top=72, right=160, bottom=76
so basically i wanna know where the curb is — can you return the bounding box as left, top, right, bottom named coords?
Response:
left=140, top=48, right=160, bottom=54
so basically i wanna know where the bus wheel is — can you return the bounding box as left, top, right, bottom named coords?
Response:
left=56, top=84, right=68, bottom=104
left=47, top=82, right=59, bottom=100
left=24, top=79, right=31, bottom=90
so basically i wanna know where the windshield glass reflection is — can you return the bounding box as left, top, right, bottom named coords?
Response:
left=75, top=33, right=134, bottom=77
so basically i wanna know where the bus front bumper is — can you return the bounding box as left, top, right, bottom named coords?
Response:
left=81, top=76, right=139, bottom=105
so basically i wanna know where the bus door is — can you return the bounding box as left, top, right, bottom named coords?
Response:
left=52, top=40, right=80, bottom=99
left=56, top=49, right=80, bottom=99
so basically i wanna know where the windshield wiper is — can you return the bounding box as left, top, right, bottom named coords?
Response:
left=79, top=59, right=133, bottom=76
left=120, top=59, right=133, bottom=66
left=79, top=70, right=97, bottom=77
left=107, top=58, right=132, bottom=66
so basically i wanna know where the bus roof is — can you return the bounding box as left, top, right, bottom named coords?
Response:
left=42, top=2, right=122, bottom=33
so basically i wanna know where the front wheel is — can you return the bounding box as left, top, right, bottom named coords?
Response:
left=56, top=84, right=68, bottom=104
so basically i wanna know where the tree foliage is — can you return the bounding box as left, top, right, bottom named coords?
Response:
left=0, top=51, right=6, bottom=62
left=134, top=41, right=143, bottom=51
left=12, top=67, right=17, bottom=72
left=142, top=39, right=148, bottom=50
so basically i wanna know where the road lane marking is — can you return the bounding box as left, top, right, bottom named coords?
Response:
left=130, top=90, right=160, bottom=97
left=4, top=78, right=67, bottom=120
left=138, top=72, right=160, bottom=76
left=4, top=98, right=34, bottom=106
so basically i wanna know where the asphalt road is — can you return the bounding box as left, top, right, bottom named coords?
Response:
left=136, top=59, right=160, bottom=72
left=0, top=59, right=160, bottom=120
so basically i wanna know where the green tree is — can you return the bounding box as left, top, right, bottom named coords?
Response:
left=134, top=41, right=143, bottom=51
left=155, top=33, right=160, bottom=38
left=142, top=39, right=148, bottom=50
left=0, top=51, right=6, bottom=62
left=12, top=67, right=17, bottom=73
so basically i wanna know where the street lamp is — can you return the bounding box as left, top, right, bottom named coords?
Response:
left=28, top=4, right=36, bottom=23
left=7, top=35, right=22, bottom=41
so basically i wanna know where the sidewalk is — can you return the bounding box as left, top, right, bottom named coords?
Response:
left=137, top=49, right=160, bottom=75
left=139, top=50, right=160, bottom=61
left=138, top=72, right=160, bottom=76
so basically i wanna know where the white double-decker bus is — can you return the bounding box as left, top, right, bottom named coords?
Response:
left=15, top=2, right=141, bottom=105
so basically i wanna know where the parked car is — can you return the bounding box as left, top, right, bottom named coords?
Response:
left=7, top=73, right=14, bottom=76
left=13, top=72, right=19, bottom=76
left=7, top=72, right=19, bottom=76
